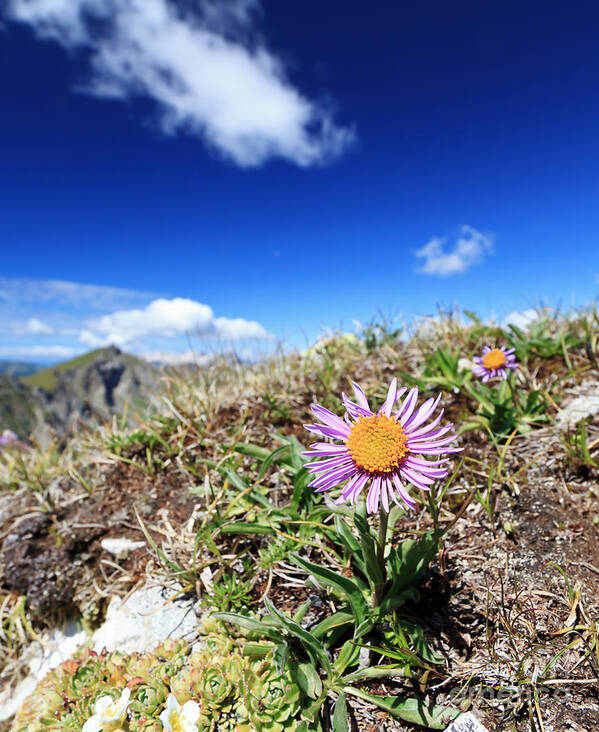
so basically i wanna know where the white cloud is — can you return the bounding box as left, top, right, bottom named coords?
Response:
left=12, top=317, right=54, bottom=335
left=503, top=308, right=543, bottom=330
left=0, top=278, right=156, bottom=311
left=81, top=297, right=271, bottom=346
left=0, top=345, right=79, bottom=359
left=5, top=0, right=354, bottom=167
left=140, top=350, right=214, bottom=366
left=414, top=225, right=494, bottom=276
left=214, top=317, right=270, bottom=340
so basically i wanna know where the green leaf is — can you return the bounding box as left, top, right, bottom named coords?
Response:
left=257, top=444, right=290, bottom=480
left=353, top=513, right=384, bottom=588
left=222, top=467, right=248, bottom=492
left=264, top=597, right=333, bottom=677
left=293, top=661, right=323, bottom=699
left=213, top=612, right=283, bottom=642
left=273, top=642, right=289, bottom=675
left=344, top=688, right=458, bottom=729
left=334, top=515, right=361, bottom=554
left=402, top=621, right=446, bottom=665
left=291, top=467, right=312, bottom=511
left=385, top=531, right=438, bottom=597
left=291, top=554, right=370, bottom=638
left=220, top=522, right=275, bottom=535
left=233, top=442, right=271, bottom=460
left=353, top=617, right=375, bottom=639
left=242, top=642, right=273, bottom=658
left=343, top=664, right=407, bottom=682
left=288, top=436, right=305, bottom=472
left=311, top=612, right=354, bottom=641
left=300, top=696, right=327, bottom=727
left=376, top=588, right=419, bottom=616
left=333, top=639, right=360, bottom=675
left=293, top=600, right=312, bottom=625
left=332, top=692, right=349, bottom=732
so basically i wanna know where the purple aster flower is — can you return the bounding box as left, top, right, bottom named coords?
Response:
left=0, top=430, right=17, bottom=450
left=472, top=346, right=517, bottom=382
left=302, top=378, right=461, bottom=514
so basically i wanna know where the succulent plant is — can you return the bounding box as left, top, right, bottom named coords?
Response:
left=12, top=616, right=304, bottom=732
left=236, top=660, right=301, bottom=732
left=128, top=677, right=169, bottom=717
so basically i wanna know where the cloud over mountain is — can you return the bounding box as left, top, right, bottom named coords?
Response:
left=80, top=297, right=271, bottom=348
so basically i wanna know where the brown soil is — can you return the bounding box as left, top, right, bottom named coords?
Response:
left=1, top=367, right=599, bottom=731
left=0, top=462, right=201, bottom=623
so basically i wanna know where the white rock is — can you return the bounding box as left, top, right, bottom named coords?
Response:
left=444, top=712, right=490, bottom=732
left=1, top=583, right=200, bottom=723
left=556, top=395, right=599, bottom=430
left=92, top=583, right=199, bottom=654
left=0, top=619, right=87, bottom=721
left=101, top=536, right=146, bottom=558
left=458, top=357, right=474, bottom=373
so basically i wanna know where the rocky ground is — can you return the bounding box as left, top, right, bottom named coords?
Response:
left=1, top=314, right=598, bottom=731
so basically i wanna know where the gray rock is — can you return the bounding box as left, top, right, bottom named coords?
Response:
left=1, top=583, right=201, bottom=723
left=556, top=395, right=599, bottom=430
left=444, top=712, right=490, bottom=732
left=101, top=536, right=146, bottom=558
left=92, top=583, right=200, bottom=654
left=0, top=619, right=87, bottom=722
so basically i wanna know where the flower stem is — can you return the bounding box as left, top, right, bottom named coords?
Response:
left=373, top=505, right=388, bottom=608
left=507, top=372, right=521, bottom=412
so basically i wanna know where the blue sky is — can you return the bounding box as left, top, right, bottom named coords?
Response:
left=1, top=0, right=598, bottom=363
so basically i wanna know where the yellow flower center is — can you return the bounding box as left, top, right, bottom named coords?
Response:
left=104, top=705, right=119, bottom=719
left=346, top=414, right=408, bottom=474
left=482, top=348, right=506, bottom=370
left=170, top=710, right=184, bottom=732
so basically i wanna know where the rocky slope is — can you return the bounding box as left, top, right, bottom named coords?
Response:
left=1, top=347, right=160, bottom=443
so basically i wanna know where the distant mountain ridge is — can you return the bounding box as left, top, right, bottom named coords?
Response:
left=0, top=360, right=44, bottom=377
left=0, top=347, right=160, bottom=443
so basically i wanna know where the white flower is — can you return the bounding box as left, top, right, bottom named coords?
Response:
left=159, top=694, right=200, bottom=732
left=82, top=687, right=131, bottom=732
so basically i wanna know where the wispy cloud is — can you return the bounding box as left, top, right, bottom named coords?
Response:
left=0, top=279, right=272, bottom=363
left=11, top=318, right=54, bottom=336
left=4, top=0, right=354, bottom=167
left=0, top=345, right=79, bottom=359
left=0, top=278, right=156, bottom=313
left=414, top=225, right=494, bottom=277
left=140, top=350, right=214, bottom=366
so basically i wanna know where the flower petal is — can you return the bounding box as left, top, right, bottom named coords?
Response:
left=392, top=473, right=416, bottom=508
left=311, top=405, right=351, bottom=435
left=403, top=393, right=442, bottom=432
left=366, top=476, right=381, bottom=513
left=304, top=424, right=349, bottom=440
left=82, top=716, right=102, bottom=732
left=342, top=394, right=373, bottom=419
left=397, top=387, right=419, bottom=425
left=182, top=700, right=201, bottom=724
left=380, top=477, right=390, bottom=513
left=351, top=381, right=370, bottom=410
left=378, top=378, right=397, bottom=417
left=305, top=455, right=353, bottom=472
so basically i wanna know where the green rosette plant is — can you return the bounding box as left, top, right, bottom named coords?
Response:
left=66, top=655, right=106, bottom=700
left=12, top=620, right=306, bottom=731
left=169, top=664, right=203, bottom=705
left=128, top=677, right=169, bottom=717
left=237, top=659, right=301, bottom=732
left=127, top=717, right=163, bottom=732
